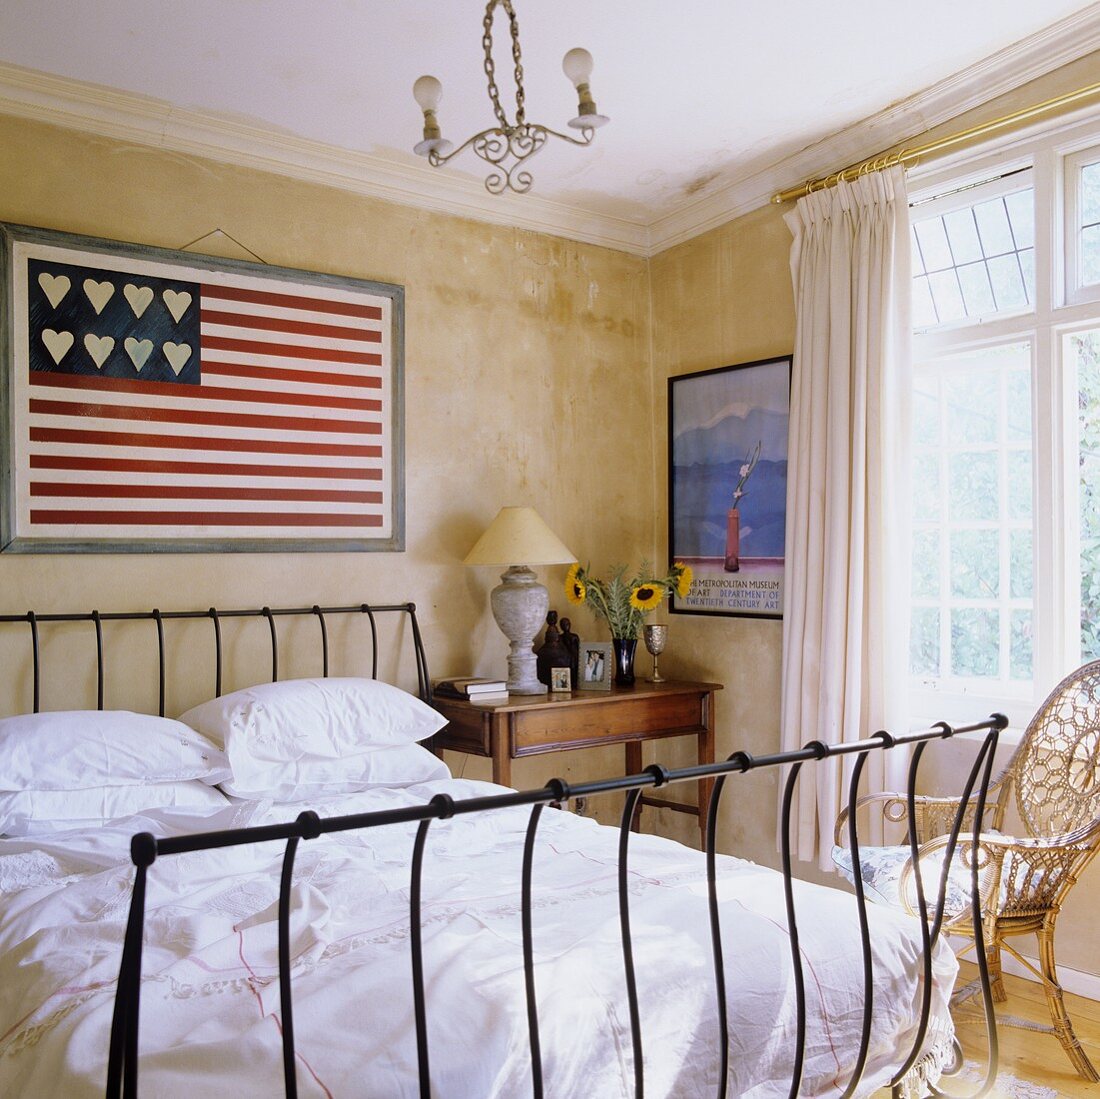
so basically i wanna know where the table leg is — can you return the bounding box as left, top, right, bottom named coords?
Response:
left=491, top=713, right=512, bottom=789
left=698, top=691, right=716, bottom=847
left=626, top=740, right=643, bottom=832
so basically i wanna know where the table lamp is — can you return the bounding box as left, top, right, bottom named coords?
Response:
left=463, top=506, right=575, bottom=695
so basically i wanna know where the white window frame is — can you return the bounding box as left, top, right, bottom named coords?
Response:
left=906, top=107, right=1100, bottom=726
left=1064, top=143, right=1100, bottom=307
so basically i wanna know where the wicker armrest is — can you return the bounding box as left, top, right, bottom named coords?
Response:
left=895, top=832, right=1008, bottom=922
left=833, top=787, right=1000, bottom=847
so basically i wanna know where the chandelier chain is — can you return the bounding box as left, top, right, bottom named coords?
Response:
left=481, top=0, right=525, bottom=131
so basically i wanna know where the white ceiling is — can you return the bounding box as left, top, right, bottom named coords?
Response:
left=1, top=1, right=1099, bottom=253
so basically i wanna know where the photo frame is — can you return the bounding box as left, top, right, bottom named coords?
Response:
left=0, top=222, right=405, bottom=554
left=668, top=355, right=791, bottom=618
left=550, top=666, right=572, bottom=693
left=576, top=641, right=612, bottom=691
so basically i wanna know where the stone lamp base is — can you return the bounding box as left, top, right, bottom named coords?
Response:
left=490, top=565, right=549, bottom=695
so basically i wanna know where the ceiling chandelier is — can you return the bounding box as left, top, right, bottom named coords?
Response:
left=411, top=0, right=609, bottom=196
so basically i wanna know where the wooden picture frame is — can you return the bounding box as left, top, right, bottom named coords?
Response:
left=0, top=222, right=405, bottom=554
left=668, top=356, right=791, bottom=618
left=576, top=641, right=612, bottom=691
left=550, top=666, right=572, bottom=693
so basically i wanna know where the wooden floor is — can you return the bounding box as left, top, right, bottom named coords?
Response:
left=880, top=962, right=1100, bottom=1097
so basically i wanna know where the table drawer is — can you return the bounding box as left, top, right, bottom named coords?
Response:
left=512, top=692, right=705, bottom=754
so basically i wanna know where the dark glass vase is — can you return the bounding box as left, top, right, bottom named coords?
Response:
left=613, top=638, right=637, bottom=686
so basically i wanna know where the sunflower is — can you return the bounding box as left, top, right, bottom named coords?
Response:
left=629, top=583, right=663, bottom=612
left=564, top=563, right=587, bottom=605
left=673, top=562, right=693, bottom=599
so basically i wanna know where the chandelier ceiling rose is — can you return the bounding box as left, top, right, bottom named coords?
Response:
left=412, top=0, right=609, bottom=196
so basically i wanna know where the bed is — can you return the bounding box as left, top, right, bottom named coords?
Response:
left=0, top=602, right=994, bottom=1098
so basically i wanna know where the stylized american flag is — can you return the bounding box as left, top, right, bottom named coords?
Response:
left=11, top=239, right=396, bottom=546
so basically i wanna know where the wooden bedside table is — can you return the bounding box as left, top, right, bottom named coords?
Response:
left=430, top=680, right=721, bottom=844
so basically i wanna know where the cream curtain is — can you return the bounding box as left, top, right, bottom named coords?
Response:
left=780, top=166, right=912, bottom=871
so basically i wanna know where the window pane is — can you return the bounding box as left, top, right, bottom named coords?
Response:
left=988, top=253, right=1028, bottom=309
left=1075, top=329, right=1100, bottom=660
left=911, top=608, right=940, bottom=676
left=943, top=208, right=983, bottom=264
left=951, top=608, right=999, bottom=677
left=951, top=529, right=999, bottom=597
left=1010, top=529, right=1032, bottom=598
left=974, top=197, right=1015, bottom=255
left=1007, top=450, right=1032, bottom=519
left=915, top=217, right=953, bottom=271
left=913, top=275, right=938, bottom=327
left=956, top=261, right=995, bottom=315
left=1083, top=160, right=1100, bottom=226
left=913, top=374, right=940, bottom=443
left=911, top=225, right=927, bottom=276
left=1082, top=225, right=1100, bottom=287
left=945, top=372, right=997, bottom=444
left=1005, top=366, right=1032, bottom=442
left=949, top=451, right=998, bottom=520
left=1018, top=248, right=1036, bottom=302
left=928, top=270, right=966, bottom=322
left=912, top=454, right=941, bottom=521
left=1004, top=189, right=1035, bottom=248
left=1010, top=611, right=1033, bottom=680
left=912, top=529, right=940, bottom=598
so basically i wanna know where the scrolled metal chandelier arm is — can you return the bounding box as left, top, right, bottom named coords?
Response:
left=412, top=0, right=609, bottom=196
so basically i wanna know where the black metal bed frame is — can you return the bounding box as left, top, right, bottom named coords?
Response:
left=0, top=605, right=1003, bottom=1099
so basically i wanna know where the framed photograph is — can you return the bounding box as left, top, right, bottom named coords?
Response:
left=550, top=666, right=572, bottom=693
left=0, top=222, right=404, bottom=554
left=576, top=641, right=612, bottom=691
left=668, top=355, right=791, bottom=618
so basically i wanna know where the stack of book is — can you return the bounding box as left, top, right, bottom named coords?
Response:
left=433, top=677, right=509, bottom=702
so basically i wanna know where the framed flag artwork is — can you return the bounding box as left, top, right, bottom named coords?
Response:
left=0, top=223, right=404, bottom=553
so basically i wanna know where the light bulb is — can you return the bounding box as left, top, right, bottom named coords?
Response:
left=561, top=48, right=593, bottom=88
left=413, top=75, right=443, bottom=111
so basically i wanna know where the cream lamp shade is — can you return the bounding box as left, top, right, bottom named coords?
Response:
left=464, top=507, right=575, bottom=695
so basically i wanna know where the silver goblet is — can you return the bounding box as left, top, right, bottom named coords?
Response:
left=643, top=624, right=668, bottom=683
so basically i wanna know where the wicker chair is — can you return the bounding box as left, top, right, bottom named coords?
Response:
left=834, top=660, right=1100, bottom=1081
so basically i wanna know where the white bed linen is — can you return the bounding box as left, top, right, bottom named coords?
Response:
left=0, top=779, right=956, bottom=1098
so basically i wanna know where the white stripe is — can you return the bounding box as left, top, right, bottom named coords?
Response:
left=27, top=468, right=380, bottom=490
left=200, top=295, right=383, bottom=332
left=200, top=320, right=380, bottom=355
left=27, top=439, right=384, bottom=471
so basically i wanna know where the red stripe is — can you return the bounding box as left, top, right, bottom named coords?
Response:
left=30, top=482, right=383, bottom=503
left=203, top=334, right=381, bottom=363
left=30, top=427, right=383, bottom=457
left=30, top=509, right=384, bottom=528
left=30, top=371, right=383, bottom=413
left=30, top=454, right=383, bottom=480
left=30, top=398, right=380, bottom=436
left=202, top=360, right=381, bottom=390
left=202, top=284, right=384, bottom=321
left=201, top=307, right=380, bottom=344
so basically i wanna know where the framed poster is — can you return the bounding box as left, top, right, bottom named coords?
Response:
left=0, top=222, right=404, bottom=553
left=668, top=356, right=791, bottom=618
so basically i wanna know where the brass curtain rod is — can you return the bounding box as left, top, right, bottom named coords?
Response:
left=771, top=78, right=1100, bottom=205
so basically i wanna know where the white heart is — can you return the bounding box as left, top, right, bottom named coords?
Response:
left=124, top=283, right=154, bottom=319
left=41, top=328, right=74, bottom=365
left=124, top=336, right=154, bottom=371
left=163, top=289, right=192, bottom=323
left=84, top=333, right=115, bottom=369
left=38, top=272, right=71, bottom=309
left=163, top=341, right=192, bottom=375
left=83, top=278, right=115, bottom=315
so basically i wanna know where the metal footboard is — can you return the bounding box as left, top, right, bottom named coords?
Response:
left=104, top=714, right=1006, bottom=1099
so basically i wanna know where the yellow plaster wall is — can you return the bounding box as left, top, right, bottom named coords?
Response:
left=0, top=112, right=653, bottom=799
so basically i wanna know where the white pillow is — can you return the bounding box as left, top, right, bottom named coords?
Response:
left=178, top=678, right=447, bottom=799
left=0, top=782, right=230, bottom=836
left=223, top=741, right=452, bottom=802
left=0, top=710, right=231, bottom=792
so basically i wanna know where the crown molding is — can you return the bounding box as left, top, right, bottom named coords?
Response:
left=645, top=3, right=1100, bottom=253
left=0, top=3, right=1098, bottom=261
left=0, top=61, right=652, bottom=256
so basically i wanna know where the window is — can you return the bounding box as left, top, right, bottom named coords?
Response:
left=908, top=124, right=1100, bottom=723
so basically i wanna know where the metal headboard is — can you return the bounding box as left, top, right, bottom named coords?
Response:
left=0, top=602, right=432, bottom=715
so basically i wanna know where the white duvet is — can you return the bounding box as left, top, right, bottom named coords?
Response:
left=0, top=778, right=957, bottom=1098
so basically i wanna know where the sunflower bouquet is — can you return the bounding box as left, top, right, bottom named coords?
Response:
left=564, top=561, right=692, bottom=639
